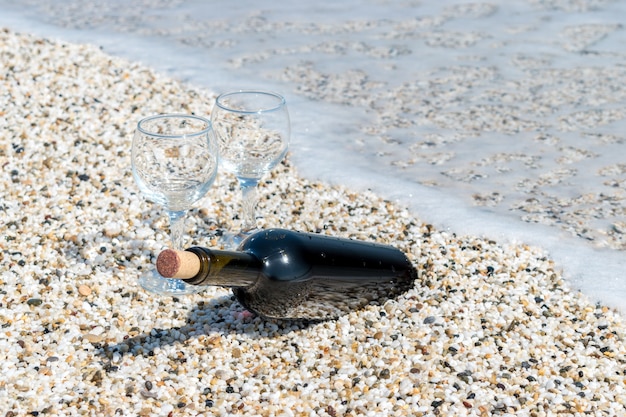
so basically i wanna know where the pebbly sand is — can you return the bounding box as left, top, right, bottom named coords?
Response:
left=1, top=27, right=626, bottom=417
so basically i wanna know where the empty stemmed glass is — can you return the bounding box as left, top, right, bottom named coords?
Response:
left=132, top=114, right=218, bottom=295
left=211, top=90, right=290, bottom=246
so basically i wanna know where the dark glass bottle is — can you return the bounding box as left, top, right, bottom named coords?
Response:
left=156, top=228, right=418, bottom=320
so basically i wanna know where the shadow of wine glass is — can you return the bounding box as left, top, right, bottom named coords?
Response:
left=96, top=294, right=315, bottom=361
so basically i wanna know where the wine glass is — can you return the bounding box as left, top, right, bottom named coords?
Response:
left=211, top=90, right=290, bottom=246
left=132, top=114, right=218, bottom=295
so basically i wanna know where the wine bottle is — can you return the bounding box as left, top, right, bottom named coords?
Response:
left=156, top=228, right=417, bottom=320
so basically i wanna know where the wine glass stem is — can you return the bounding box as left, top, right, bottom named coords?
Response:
left=239, top=178, right=260, bottom=232
left=168, top=210, right=187, bottom=250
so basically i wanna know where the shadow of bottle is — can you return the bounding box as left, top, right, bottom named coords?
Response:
left=96, top=294, right=316, bottom=362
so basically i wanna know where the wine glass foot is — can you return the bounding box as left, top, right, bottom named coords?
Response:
left=138, top=269, right=202, bottom=296
left=219, top=229, right=257, bottom=249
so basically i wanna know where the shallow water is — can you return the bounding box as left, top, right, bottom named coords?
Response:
left=0, top=0, right=625, bottom=312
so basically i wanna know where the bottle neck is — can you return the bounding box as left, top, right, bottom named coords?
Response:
left=182, top=247, right=262, bottom=288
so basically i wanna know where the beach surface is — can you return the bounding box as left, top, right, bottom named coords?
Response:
left=1, top=28, right=626, bottom=416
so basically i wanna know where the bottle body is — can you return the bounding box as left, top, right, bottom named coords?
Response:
left=182, top=228, right=417, bottom=320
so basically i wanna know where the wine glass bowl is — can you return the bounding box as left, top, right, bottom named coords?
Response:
left=211, top=91, right=290, bottom=242
left=133, top=115, right=217, bottom=211
left=132, top=114, right=218, bottom=295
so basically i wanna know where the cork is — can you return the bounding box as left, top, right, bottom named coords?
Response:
left=156, top=249, right=201, bottom=279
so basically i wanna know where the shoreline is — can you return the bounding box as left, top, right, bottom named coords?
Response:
left=1, top=28, right=625, bottom=415
left=1, top=1, right=625, bottom=312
